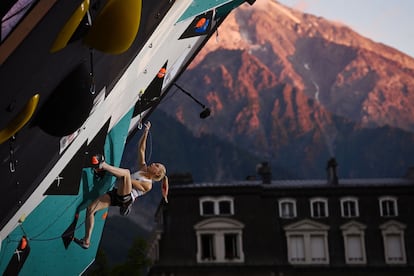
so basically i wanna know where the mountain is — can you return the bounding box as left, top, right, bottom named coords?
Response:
left=157, top=0, right=414, bottom=178
left=122, top=110, right=269, bottom=182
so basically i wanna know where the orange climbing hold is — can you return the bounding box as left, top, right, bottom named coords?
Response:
left=19, top=236, right=28, bottom=250
left=157, top=68, right=166, bottom=78
left=195, top=18, right=206, bottom=28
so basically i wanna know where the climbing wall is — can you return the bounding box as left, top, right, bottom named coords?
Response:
left=0, top=109, right=133, bottom=275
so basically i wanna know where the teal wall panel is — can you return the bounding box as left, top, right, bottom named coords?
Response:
left=0, top=109, right=133, bottom=275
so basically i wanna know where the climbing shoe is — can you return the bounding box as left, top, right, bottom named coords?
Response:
left=74, top=238, right=90, bottom=249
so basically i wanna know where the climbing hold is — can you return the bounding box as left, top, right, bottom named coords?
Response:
left=19, top=236, right=28, bottom=250
left=50, top=0, right=90, bottom=53
left=83, top=0, right=142, bottom=54
left=157, top=68, right=166, bottom=78
left=0, top=94, right=40, bottom=144
left=18, top=214, right=26, bottom=223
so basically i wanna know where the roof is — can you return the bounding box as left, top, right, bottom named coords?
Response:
left=171, top=178, right=414, bottom=190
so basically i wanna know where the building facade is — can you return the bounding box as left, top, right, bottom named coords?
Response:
left=147, top=170, right=414, bottom=276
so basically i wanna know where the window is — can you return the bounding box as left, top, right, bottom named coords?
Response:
left=341, top=197, right=359, bottom=218
left=289, top=235, right=305, bottom=262
left=199, top=196, right=234, bottom=216
left=310, top=198, right=328, bottom=218
left=380, top=220, right=406, bottom=264
left=385, top=234, right=404, bottom=262
left=278, top=198, right=297, bottom=219
left=340, top=221, right=367, bottom=264
left=284, top=219, right=330, bottom=265
left=202, top=201, right=215, bottom=215
left=219, top=201, right=232, bottom=215
left=200, top=234, right=215, bottom=260
left=195, top=218, right=244, bottom=263
left=379, top=196, right=398, bottom=217
left=310, top=234, right=328, bottom=262
left=224, top=233, right=240, bottom=259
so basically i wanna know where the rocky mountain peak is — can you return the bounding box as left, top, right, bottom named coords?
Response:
left=159, top=0, right=414, bottom=178
left=186, top=0, right=414, bottom=133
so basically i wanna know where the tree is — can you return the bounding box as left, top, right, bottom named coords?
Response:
left=110, top=237, right=152, bottom=276
left=85, top=248, right=111, bottom=276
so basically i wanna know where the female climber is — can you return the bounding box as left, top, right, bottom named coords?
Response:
left=75, top=121, right=168, bottom=249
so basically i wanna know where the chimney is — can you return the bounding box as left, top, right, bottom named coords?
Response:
left=326, top=158, right=339, bottom=185
left=404, top=167, right=414, bottom=179
left=257, top=162, right=272, bottom=184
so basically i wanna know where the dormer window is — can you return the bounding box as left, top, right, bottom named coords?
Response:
left=219, top=200, right=232, bottom=215
left=278, top=198, right=297, bottom=219
left=379, top=196, right=398, bottom=217
left=341, top=197, right=359, bottom=218
left=200, top=196, right=234, bottom=216
left=310, top=198, right=328, bottom=218
left=201, top=201, right=215, bottom=216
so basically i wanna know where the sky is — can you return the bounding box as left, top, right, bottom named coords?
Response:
left=276, top=0, right=414, bottom=58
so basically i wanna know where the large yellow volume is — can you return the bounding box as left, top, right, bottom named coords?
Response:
left=83, top=0, right=142, bottom=54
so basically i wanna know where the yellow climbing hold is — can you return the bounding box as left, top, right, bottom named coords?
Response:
left=0, top=94, right=40, bottom=144
left=50, top=0, right=90, bottom=53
